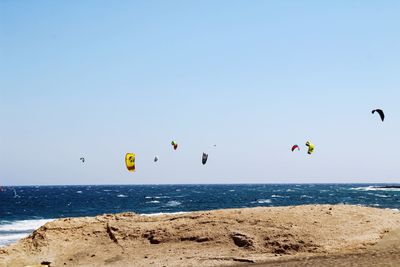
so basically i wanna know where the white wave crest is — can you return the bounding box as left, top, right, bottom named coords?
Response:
left=0, top=233, right=28, bottom=241
left=0, top=233, right=30, bottom=247
left=146, top=200, right=160, bottom=204
left=374, top=194, right=390, bottom=198
left=0, top=219, right=53, bottom=232
left=165, top=201, right=181, bottom=207
left=0, top=219, right=53, bottom=247
left=351, top=186, right=400, bottom=192
left=145, top=196, right=170, bottom=199
left=257, top=199, right=272, bottom=204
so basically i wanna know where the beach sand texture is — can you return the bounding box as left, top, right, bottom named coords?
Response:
left=1, top=205, right=399, bottom=267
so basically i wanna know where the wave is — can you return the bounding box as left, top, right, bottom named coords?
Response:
left=165, top=201, right=182, bottom=207
left=0, top=233, right=28, bottom=241
left=0, top=219, right=53, bottom=247
left=146, top=200, right=160, bottom=204
left=257, top=199, right=272, bottom=204
left=351, top=186, right=400, bottom=192
left=0, top=219, right=53, bottom=232
left=0, top=233, right=29, bottom=247
left=374, top=194, right=390, bottom=198
left=117, top=194, right=128, bottom=198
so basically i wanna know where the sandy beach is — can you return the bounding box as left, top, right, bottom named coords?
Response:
left=0, top=205, right=399, bottom=267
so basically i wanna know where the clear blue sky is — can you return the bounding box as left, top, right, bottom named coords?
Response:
left=1, top=1, right=399, bottom=185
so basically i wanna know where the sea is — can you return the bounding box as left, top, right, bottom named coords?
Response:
left=1, top=184, right=400, bottom=247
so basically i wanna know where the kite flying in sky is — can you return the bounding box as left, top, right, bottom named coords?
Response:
left=372, top=109, right=385, bottom=122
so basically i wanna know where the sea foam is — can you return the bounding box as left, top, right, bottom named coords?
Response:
left=0, top=219, right=53, bottom=247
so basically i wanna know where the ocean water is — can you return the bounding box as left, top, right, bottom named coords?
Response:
left=1, top=184, right=400, bottom=247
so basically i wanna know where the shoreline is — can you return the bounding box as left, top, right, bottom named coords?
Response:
left=2, top=205, right=399, bottom=249
left=1, top=204, right=400, bottom=266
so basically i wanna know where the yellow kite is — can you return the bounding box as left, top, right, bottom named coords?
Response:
left=305, top=141, right=315, bottom=155
left=125, top=153, right=136, bottom=172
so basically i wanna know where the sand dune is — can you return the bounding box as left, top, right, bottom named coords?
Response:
left=1, top=205, right=399, bottom=267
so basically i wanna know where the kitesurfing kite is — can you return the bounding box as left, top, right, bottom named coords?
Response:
left=171, top=141, right=178, bottom=150
left=125, top=153, right=136, bottom=172
left=291, top=145, right=300, bottom=152
left=372, top=109, right=385, bottom=122
left=154, top=156, right=159, bottom=162
left=80, top=157, right=85, bottom=163
left=202, top=153, right=208, bottom=165
left=305, top=141, right=315, bottom=155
